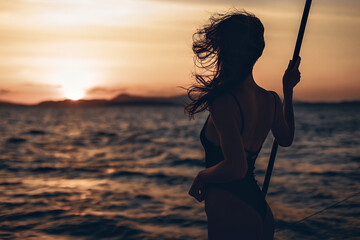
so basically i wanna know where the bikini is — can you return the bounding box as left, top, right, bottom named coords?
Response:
left=200, top=91, right=277, bottom=221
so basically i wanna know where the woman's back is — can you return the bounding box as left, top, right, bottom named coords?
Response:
left=203, top=83, right=277, bottom=155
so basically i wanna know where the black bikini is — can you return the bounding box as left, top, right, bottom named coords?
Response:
left=200, top=91, right=277, bottom=221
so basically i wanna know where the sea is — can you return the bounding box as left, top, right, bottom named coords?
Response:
left=0, top=104, right=359, bottom=240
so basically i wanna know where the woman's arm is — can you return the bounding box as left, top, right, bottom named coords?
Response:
left=189, top=95, right=248, bottom=201
left=200, top=94, right=248, bottom=182
left=271, top=58, right=301, bottom=147
left=188, top=94, right=247, bottom=201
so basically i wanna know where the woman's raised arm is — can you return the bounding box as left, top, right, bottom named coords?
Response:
left=271, top=58, right=301, bottom=147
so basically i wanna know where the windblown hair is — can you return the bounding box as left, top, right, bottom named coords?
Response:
left=184, top=10, right=265, bottom=118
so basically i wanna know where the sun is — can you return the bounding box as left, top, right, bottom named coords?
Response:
left=50, top=67, right=97, bottom=101
left=64, top=88, right=85, bottom=101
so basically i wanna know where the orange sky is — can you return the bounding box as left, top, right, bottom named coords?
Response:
left=0, top=0, right=359, bottom=104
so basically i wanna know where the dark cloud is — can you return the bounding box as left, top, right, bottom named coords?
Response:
left=145, top=87, right=185, bottom=96
left=86, top=86, right=127, bottom=95
left=23, top=82, right=62, bottom=89
left=0, top=89, right=11, bottom=94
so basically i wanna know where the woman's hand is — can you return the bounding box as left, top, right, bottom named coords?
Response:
left=188, top=172, right=206, bottom=202
left=283, top=57, right=301, bottom=93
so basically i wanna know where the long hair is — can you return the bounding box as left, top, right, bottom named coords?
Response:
left=184, top=10, right=265, bottom=118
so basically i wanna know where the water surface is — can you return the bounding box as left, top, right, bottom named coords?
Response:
left=0, top=105, right=359, bottom=239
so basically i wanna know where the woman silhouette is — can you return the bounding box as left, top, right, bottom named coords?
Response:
left=186, top=10, right=301, bottom=240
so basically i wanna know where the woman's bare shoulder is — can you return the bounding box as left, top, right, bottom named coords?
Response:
left=209, top=93, right=235, bottom=112
left=265, top=90, right=281, bottom=105
left=254, top=86, right=279, bottom=102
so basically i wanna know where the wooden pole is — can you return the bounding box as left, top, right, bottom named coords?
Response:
left=262, top=0, right=312, bottom=197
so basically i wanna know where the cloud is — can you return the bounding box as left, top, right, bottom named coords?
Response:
left=23, top=82, right=62, bottom=89
left=86, top=86, right=127, bottom=95
left=0, top=89, right=11, bottom=94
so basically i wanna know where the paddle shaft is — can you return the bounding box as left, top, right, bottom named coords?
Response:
left=262, top=0, right=312, bottom=197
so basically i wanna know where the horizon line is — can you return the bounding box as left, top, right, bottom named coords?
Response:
left=1, top=93, right=360, bottom=106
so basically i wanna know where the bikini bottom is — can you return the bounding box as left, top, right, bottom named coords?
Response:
left=207, top=178, right=267, bottom=221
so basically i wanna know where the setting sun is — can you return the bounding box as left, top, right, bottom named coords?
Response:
left=63, top=88, right=84, bottom=101
left=50, top=66, right=98, bottom=101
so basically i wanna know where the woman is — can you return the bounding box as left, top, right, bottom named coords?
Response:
left=186, top=10, right=301, bottom=240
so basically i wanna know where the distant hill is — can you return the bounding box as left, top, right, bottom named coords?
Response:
left=37, top=99, right=109, bottom=107
left=34, top=94, right=190, bottom=107
left=109, top=93, right=189, bottom=106
left=0, top=101, right=27, bottom=107
left=295, top=100, right=360, bottom=106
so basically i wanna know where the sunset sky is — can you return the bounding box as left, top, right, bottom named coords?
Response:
left=0, top=0, right=359, bottom=104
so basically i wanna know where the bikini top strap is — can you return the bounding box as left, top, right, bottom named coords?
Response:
left=269, top=91, right=277, bottom=123
left=229, top=92, right=245, bottom=134
left=205, top=114, right=210, bottom=126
